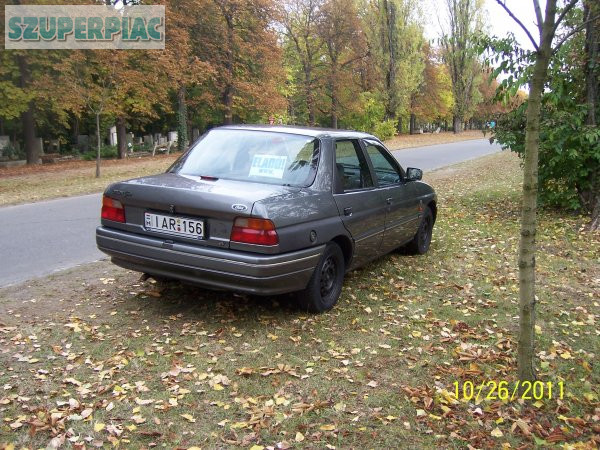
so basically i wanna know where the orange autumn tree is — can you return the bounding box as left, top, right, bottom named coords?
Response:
left=161, top=0, right=214, bottom=150
left=410, top=44, right=454, bottom=131
left=317, top=0, right=368, bottom=128
left=192, top=0, right=286, bottom=125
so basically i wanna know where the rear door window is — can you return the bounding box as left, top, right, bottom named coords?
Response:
left=335, top=140, right=373, bottom=192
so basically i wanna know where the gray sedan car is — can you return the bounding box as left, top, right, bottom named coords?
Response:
left=96, top=125, right=436, bottom=312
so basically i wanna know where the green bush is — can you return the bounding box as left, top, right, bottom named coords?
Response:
left=1, top=144, right=25, bottom=160
left=82, top=145, right=118, bottom=160
left=343, top=92, right=397, bottom=140
left=373, top=119, right=397, bottom=141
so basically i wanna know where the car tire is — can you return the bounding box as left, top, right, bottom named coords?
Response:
left=297, top=242, right=345, bottom=313
left=406, top=206, right=434, bottom=255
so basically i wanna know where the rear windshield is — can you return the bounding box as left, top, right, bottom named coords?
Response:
left=170, top=129, right=320, bottom=187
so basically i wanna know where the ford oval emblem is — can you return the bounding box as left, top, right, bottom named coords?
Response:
left=232, top=204, right=248, bottom=211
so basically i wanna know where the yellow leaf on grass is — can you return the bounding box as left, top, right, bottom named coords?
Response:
left=320, top=424, right=336, bottom=431
left=560, top=351, right=572, bottom=359
left=491, top=428, right=504, bottom=438
left=94, top=423, right=105, bottom=432
left=212, top=383, right=224, bottom=391
left=295, top=432, right=305, bottom=442
left=249, top=446, right=264, bottom=450
left=181, top=414, right=196, bottom=423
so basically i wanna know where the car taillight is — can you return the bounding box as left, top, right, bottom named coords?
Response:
left=101, top=196, right=126, bottom=223
left=230, top=217, right=278, bottom=246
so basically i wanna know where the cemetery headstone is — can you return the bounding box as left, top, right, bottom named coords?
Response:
left=109, top=126, right=117, bottom=147
left=77, top=135, right=89, bottom=153
left=0, top=136, right=9, bottom=158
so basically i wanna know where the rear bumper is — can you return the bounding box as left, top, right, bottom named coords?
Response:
left=96, top=226, right=323, bottom=295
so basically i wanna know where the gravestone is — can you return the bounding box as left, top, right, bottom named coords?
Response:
left=50, top=139, right=60, bottom=153
left=168, top=131, right=178, bottom=143
left=136, top=136, right=143, bottom=145
left=109, top=126, right=117, bottom=146
left=143, top=135, right=154, bottom=146
left=159, top=136, right=167, bottom=145
left=0, top=136, right=9, bottom=158
left=35, top=137, right=44, bottom=155
left=77, top=135, right=89, bottom=152
left=192, top=128, right=200, bottom=141
left=126, top=133, right=134, bottom=153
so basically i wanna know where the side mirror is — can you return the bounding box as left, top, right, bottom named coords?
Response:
left=406, top=167, right=422, bottom=181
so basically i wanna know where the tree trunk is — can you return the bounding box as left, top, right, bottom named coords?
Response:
left=383, top=0, right=397, bottom=123
left=223, top=13, right=235, bottom=125
left=331, top=95, right=338, bottom=129
left=584, top=0, right=598, bottom=127
left=177, top=86, right=188, bottom=151
left=304, top=65, right=315, bottom=126
left=453, top=115, right=462, bottom=134
left=330, top=65, right=338, bottom=129
left=517, top=0, right=556, bottom=383
left=96, top=112, right=101, bottom=178
left=116, top=117, right=127, bottom=159
left=409, top=113, right=417, bottom=134
left=71, top=115, right=79, bottom=151
left=16, top=54, right=39, bottom=165
left=584, top=0, right=599, bottom=230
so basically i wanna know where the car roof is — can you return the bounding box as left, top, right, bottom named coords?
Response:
left=214, top=124, right=380, bottom=141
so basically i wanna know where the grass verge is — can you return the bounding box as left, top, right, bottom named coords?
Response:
left=0, top=151, right=598, bottom=449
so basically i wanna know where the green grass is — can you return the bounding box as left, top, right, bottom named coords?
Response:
left=0, top=151, right=598, bottom=449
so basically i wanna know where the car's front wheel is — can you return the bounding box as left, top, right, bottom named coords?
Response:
left=406, top=206, right=434, bottom=254
left=297, top=242, right=345, bottom=313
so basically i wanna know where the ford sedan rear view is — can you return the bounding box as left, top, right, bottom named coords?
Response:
left=96, top=125, right=437, bottom=312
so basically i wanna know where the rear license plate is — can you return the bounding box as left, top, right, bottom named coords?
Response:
left=144, top=212, right=204, bottom=239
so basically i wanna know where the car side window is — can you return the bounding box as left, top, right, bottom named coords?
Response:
left=335, top=140, right=373, bottom=192
left=363, top=142, right=403, bottom=187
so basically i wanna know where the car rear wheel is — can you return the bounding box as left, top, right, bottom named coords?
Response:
left=406, top=206, right=433, bottom=255
left=297, top=242, right=345, bottom=313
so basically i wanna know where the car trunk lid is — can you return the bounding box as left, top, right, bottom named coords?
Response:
left=105, top=173, right=289, bottom=249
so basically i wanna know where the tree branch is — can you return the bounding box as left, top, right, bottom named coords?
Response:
left=552, top=0, right=580, bottom=35
left=495, top=0, right=539, bottom=51
left=552, top=14, right=600, bottom=53
left=533, top=0, right=543, bottom=35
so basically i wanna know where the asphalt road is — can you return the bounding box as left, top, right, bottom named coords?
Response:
left=0, top=138, right=501, bottom=287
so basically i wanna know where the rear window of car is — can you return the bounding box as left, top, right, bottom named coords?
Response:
left=170, top=129, right=320, bottom=187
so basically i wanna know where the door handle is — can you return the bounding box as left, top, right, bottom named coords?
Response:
left=386, top=197, right=393, bottom=205
left=343, top=207, right=353, bottom=216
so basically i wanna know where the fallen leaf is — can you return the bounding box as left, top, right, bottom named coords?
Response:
left=491, top=428, right=503, bottom=438
left=181, top=413, right=196, bottom=423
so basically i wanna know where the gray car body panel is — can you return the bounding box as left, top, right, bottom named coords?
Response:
left=96, top=125, right=437, bottom=295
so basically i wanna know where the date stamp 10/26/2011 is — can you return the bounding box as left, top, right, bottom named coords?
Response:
left=453, top=380, right=565, bottom=402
